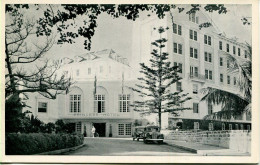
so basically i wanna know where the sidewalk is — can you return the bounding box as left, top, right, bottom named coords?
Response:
left=164, top=140, right=250, bottom=156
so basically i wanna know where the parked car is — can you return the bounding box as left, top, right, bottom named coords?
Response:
left=132, top=126, right=145, bottom=141
left=143, top=125, right=164, bottom=144
left=133, top=125, right=164, bottom=144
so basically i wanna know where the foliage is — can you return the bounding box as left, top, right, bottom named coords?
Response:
left=131, top=27, right=191, bottom=128
left=201, top=44, right=252, bottom=120
left=55, top=119, right=76, bottom=133
left=5, top=4, right=72, bottom=105
left=5, top=4, right=229, bottom=51
left=6, top=133, right=84, bottom=155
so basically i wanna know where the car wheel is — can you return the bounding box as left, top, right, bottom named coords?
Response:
left=137, top=138, right=139, bottom=141
left=144, top=139, right=147, bottom=144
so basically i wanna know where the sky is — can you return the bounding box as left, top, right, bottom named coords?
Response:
left=44, top=4, right=252, bottom=63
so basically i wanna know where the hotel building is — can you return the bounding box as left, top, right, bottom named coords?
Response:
left=131, top=8, right=251, bottom=130
left=25, top=49, right=140, bottom=137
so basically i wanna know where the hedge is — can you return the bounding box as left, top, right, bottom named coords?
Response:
left=6, top=133, right=84, bottom=155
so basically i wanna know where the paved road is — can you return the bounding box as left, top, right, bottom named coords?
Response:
left=64, top=137, right=195, bottom=156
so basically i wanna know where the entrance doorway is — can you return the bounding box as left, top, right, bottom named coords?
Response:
left=93, top=123, right=106, bottom=137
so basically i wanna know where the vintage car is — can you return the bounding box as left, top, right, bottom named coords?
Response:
left=132, top=126, right=145, bottom=141
left=142, top=125, right=164, bottom=144
left=133, top=125, right=164, bottom=144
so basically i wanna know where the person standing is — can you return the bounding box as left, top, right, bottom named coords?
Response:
left=92, top=126, right=96, bottom=138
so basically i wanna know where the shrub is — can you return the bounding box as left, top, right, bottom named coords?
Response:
left=6, top=133, right=84, bottom=155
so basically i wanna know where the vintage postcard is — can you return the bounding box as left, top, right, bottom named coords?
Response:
left=1, top=0, right=259, bottom=163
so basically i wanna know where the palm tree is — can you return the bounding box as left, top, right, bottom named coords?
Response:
left=201, top=43, right=251, bottom=120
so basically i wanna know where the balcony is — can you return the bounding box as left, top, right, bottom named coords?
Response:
left=188, top=73, right=206, bottom=82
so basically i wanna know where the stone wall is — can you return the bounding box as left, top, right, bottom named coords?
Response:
left=162, top=130, right=251, bottom=153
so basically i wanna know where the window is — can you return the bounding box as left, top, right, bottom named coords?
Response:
left=208, top=53, right=212, bottom=62
left=38, top=102, right=47, bottom=113
left=190, top=47, right=198, bottom=59
left=176, top=82, right=182, bottom=91
left=119, top=94, right=130, bottom=112
left=208, top=103, right=213, bottom=115
left=193, top=84, right=198, bottom=94
left=204, top=35, right=207, bottom=44
left=88, top=68, right=91, bottom=75
left=209, top=123, right=214, bottom=131
left=173, top=23, right=182, bottom=35
left=118, top=123, right=132, bottom=136
left=190, top=66, right=198, bottom=77
left=229, top=124, right=232, bottom=130
left=173, top=23, right=177, bottom=34
left=244, top=50, right=248, bottom=58
left=173, top=43, right=182, bottom=54
left=235, top=124, right=239, bottom=130
left=219, top=57, right=223, bottom=66
left=76, top=122, right=81, bottom=133
left=189, top=13, right=198, bottom=23
left=240, top=124, right=244, bottom=130
left=227, top=75, right=230, bottom=84
left=173, top=43, right=177, bottom=53
left=174, top=62, right=182, bottom=73
left=219, top=41, right=223, bottom=50
left=233, top=46, right=236, bottom=55
left=220, top=73, right=224, bottom=83
left=194, top=31, right=197, bottom=41
left=209, top=70, right=212, bottom=80
left=100, top=66, right=103, bottom=73
left=238, top=48, right=241, bottom=56
left=193, top=103, right=199, bottom=113
left=226, top=43, right=229, bottom=52
left=94, top=95, right=105, bottom=113
left=222, top=123, right=225, bottom=130
left=76, top=69, right=79, bottom=76
left=189, top=30, right=197, bottom=41
left=227, top=60, right=230, bottom=68
left=118, top=124, right=124, bottom=135
left=178, top=25, right=182, bottom=35
left=233, top=77, right=236, bottom=85
left=208, top=36, right=211, bottom=45
left=178, top=44, right=182, bottom=54
left=204, top=52, right=212, bottom=62
left=70, top=95, right=81, bottom=113
left=194, top=122, right=199, bottom=130
left=204, top=52, right=208, bottom=62
left=204, top=35, right=211, bottom=45
left=205, top=70, right=213, bottom=80
left=178, top=63, right=182, bottom=73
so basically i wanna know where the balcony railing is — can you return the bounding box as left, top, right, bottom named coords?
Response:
left=188, top=73, right=206, bottom=82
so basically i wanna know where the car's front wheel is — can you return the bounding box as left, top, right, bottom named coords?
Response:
left=143, top=139, right=147, bottom=144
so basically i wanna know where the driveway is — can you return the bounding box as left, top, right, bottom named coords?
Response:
left=64, top=137, right=195, bottom=156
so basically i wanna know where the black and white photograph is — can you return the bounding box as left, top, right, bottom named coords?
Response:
left=1, top=0, right=259, bottom=163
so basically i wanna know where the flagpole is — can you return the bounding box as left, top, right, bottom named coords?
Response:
left=122, top=72, right=124, bottom=94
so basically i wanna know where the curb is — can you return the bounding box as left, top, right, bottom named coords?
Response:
left=35, top=144, right=85, bottom=155
left=164, top=142, right=197, bottom=153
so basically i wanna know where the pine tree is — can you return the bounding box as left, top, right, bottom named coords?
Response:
left=131, top=27, right=191, bottom=129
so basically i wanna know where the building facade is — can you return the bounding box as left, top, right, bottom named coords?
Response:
left=131, top=9, right=251, bottom=131
left=25, top=49, right=141, bottom=137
